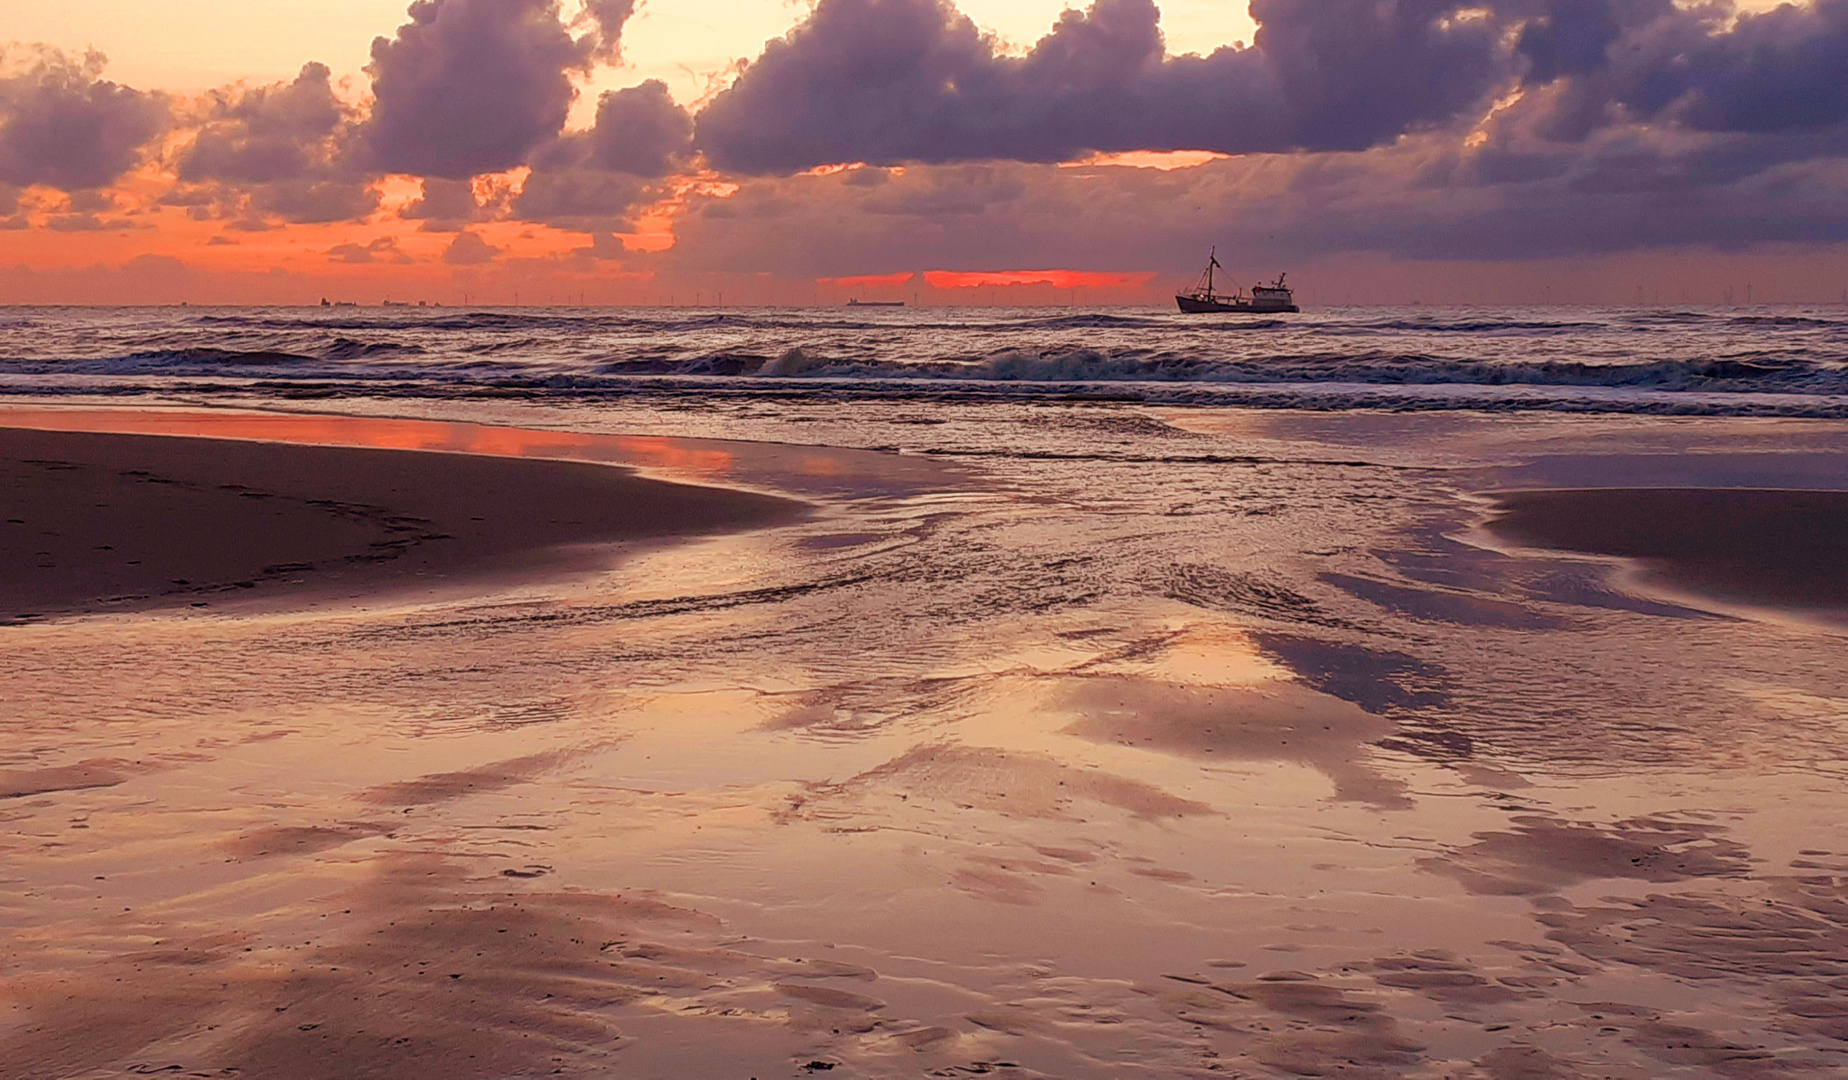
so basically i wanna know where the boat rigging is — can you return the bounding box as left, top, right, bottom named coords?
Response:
left=1176, top=249, right=1299, bottom=314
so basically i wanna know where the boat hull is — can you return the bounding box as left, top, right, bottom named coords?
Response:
left=1175, top=295, right=1298, bottom=314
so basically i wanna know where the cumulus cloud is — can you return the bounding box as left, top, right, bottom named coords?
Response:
left=669, top=0, right=1848, bottom=278
left=1249, top=0, right=1505, bottom=151
left=1670, top=0, right=1848, bottom=134
left=5, top=0, right=1844, bottom=279
left=358, top=0, right=614, bottom=180
left=46, top=211, right=137, bottom=232
left=1513, top=0, right=1633, bottom=87
left=694, top=0, right=1506, bottom=173
left=401, top=177, right=481, bottom=223
left=695, top=0, right=1848, bottom=181
left=259, top=179, right=380, bottom=223
left=44, top=188, right=140, bottom=230
left=328, top=236, right=414, bottom=263
left=578, top=0, right=637, bottom=62
left=171, top=62, right=379, bottom=225
left=443, top=229, right=501, bottom=263
left=179, top=63, right=347, bottom=184
left=399, top=176, right=515, bottom=229
left=510, top=164, right=655, bottom=231
left=1515, top=0, right=1848, bottom=138
left=576, top=231, right=628, bottom=261
left=584, top=80, right=693, bottom=177
left=0, top=46, right=167, bottom=190
left=506, top=81, right=689, bottom=230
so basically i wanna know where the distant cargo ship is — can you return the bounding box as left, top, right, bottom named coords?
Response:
left=846, top=299, right=906, bottom=308
left=1176, top=250, right=1298, bottom=314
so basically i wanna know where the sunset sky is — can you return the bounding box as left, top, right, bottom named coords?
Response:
left=0, top=0, right=1843, bottom=304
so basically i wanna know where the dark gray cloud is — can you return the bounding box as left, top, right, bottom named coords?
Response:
left=171, top=62, right=380, bottom=224
left=45, top=210, right=141, bottom=232
left=694, top=0, right=1506, bottom=173
left=170, top=62, right=379, bottom=225
left=660, top=111, right=1848, bottom=280
left=443, top=230, right=501, bottom=264
left=147, top=0, right=664, bottom=234
left=399, top=176, right=511, bottom=230
left=0, top=46, right=168, bottom=190
left=401, top=177, right=480, bottom=221
left=695, top=0, right=1848, bottom=181
left=1248, top=0, right=1505, bottom=151
left=510, top=163, right=655, bottom=231
left=1599, top=0, right=1848, bottom=135
left=1513, top=0, right=1640, bottom=86
left=585, top=80, right=693, bottom=177
left=576, top=231, right=627, bottom=261
left=257, top=178, right=381, bottom=223
left=578, top=0, right=637, bottom=62
left=179, top=63, right=346, bottom=185
left=328, top=236, right=413, bottom=263
left=3, top=0, right=1840, bottom=280
left=1504, top=0, right=1848, bottom=142
left=506, top=80, right=689, bottom=230
left=358, top=0, right=601, bottom=180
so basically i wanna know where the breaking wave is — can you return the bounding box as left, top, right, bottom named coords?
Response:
left=4, top=303, right=1847, bottom=416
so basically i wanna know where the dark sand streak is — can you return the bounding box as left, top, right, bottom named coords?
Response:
left=0, top=426, right=805, bottom=620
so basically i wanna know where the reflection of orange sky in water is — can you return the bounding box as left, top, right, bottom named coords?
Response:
left=0, top=407, right=739, bottom=481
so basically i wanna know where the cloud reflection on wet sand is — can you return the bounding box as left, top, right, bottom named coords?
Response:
left=3, top=404, right=1847, bottom=1077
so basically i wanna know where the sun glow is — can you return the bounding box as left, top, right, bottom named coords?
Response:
left=923, top=270, right=1155, bottom=290
left=1066, top=150, right=1229, bottom=171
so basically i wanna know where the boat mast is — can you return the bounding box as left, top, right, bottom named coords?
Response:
left=1206, top=247, right=1219, bottom=298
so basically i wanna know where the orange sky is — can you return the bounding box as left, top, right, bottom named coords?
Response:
left=0, top=0, right=1841, bottom=306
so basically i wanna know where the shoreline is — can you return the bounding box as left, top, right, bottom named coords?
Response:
left=0, top=425, right=806, bottom=621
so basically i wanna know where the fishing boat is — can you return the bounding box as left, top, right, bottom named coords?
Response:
left=846, top=299, right=906, bottom=308
left=1176, top=249, right=1298, bottom=314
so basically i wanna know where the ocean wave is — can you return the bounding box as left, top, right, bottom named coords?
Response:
left=6, top=303, right=1848, bottom=417
left=1722, top=314, right=1847, bottom=330
left=1319, top=318, right=1613, bottom=335
left=126, top=347, right=319, bottom=366
left=322, top=338, right=428, bottom=360
left=13, top=371, right=1845, bottom=419
left=701, top=349, right=1848, bottom=394
left=1005, top=313, right=1176, bottom=331
left=8, top=345, right=1844, bottom=394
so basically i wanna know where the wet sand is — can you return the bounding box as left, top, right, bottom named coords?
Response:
left=1485, top=487, right=1848, bottom=610
left=0, top=425, right=804, bottom=620
left=6, top=406, right=1848, bottom=1079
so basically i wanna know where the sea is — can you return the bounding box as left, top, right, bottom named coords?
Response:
left=4, top=303, right=1848, bottom=415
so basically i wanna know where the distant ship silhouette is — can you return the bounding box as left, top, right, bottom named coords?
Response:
left=1176, top=249, right=1298, bottom=314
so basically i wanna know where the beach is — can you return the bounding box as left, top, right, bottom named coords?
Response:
left=0, top=424, right=803, bottom=621
left=4, top=401, right=1847, bottom=1078
left=8, top=0, right=1848, bottom=1062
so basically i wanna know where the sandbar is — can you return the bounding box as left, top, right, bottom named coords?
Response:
left=0, top=425, right=804, bottom=620
left=1485, top=486, right=1848, bottom=610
